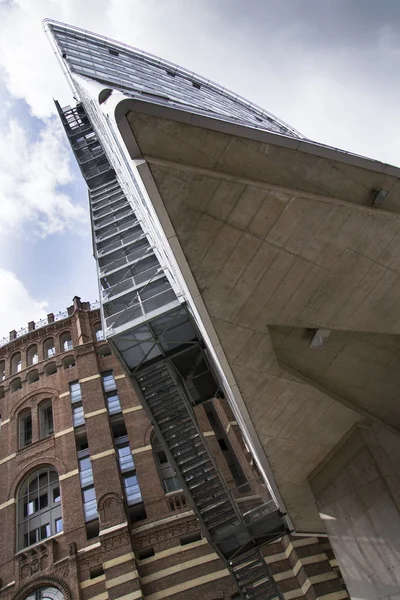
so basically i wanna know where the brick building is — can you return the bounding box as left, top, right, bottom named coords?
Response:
left=0, top=297, right=347, bottom=600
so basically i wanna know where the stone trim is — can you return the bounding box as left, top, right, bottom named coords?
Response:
left=139, top=538, right=207, bottom=564
left=122, top=406, right=143, bottom=414
left=91, top=449, right=115, bottom=461
left=131, top=445, right=151, bottom=455
left=141, top=552, right=219, bottom=584
left=0, top=453, right=16, bottom=466
left=0, top=498, right=15, bottom=511
left=81, top=575, right=106, bottom=589
left=133, top=510, right=194, bottom=533
left=85, top=408, right=108, bottom=419
left=114, top=374, right=126, bottom=380
left=59, top=391, right=70, bottom=398
left=103, top=552, right=135, bottom=570
left=77, top=542, right=101, bottom=554
left=54, top=427, right=74, bottom=438
left=0, top=418, right=10, bottom=427
left=99, top=522, right=128, bottom=536
left=59, top=469, right=79, bottom=481
left=112, top=592, right=142, bottom=600
left=105, top=572, right=138, bottom=589
left=80, top=374, right=101, bottom=383
left=202, top=431, right=215, bottom=437
left=225, top=421, right=237, bottom=433
left=84, top=592, right=108, bottom=600
left=144, top=568, right=230, bottom=600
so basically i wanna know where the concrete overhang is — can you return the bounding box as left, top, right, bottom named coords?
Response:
left=112, top=97, right=400, bottom=533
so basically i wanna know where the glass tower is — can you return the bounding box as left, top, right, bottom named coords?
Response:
left=44, top=20, right=298, bottom=599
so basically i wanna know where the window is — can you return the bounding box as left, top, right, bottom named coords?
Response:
left=123, top=473, right=142, bottom=505
left=19, top=409, right=32, bottom=448
left=94, top=324, right=104, bottom=341
left=102, top=371, right=116, bottom=392
left=27, top=345, right=38, bottom=366
left=17, top=467, right=62, bottom=550
left=11, top=377, right=22, bottom=393
left=138, top=547, right=155, bottom=560
left=180, top=532, right=202, bottom=546
left=164, top=476, right=181, bottom=493
left=108, top=48, right=119, bottom=56
left=25, top=586, right=64, bottom=600
left=11, top=352, right=22, bottom=374
left=0, top=360, right=5, bottom=381
left=98, top=344, right=111, bottom=358
left=82, top=486, right=97, bottom=521
left=60, top=332, right=73, bottom=352
left=44, top=362, right=57, bottom=377
left=62, top=356, right=75, bottom=369
left=69, top=381, right=81, bottom=403
left=27, top=370, right=39, bottom=384
left=152, top=436, right=182, bottom=494
left=73, top=404, right=84, bottom=427
left=117, top=444, right=135, bottom=472
left=39, top=400, right=53, bottom=438
left=43, top=338, right=56, bottom=358
left=78, top=451, right=93, bottom=487
left=106, top=391, right=121, bottom=415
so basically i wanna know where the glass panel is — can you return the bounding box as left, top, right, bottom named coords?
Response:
left=73, top=405, right=84, bottom=427
left=69, top=382, right=81, bottom=403
left=102, top=371, right=116, bottom=391
left=123, top=474, right=142, bottom=505
left=107, top=392, right=121, bottom=415
left=117, top=445, right=134, bottom=472
left=164, top=476, right=182, bottom=493
left=55, top=517, right=63, bottom=533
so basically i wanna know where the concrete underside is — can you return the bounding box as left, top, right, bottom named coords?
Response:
left=122, top=109, right=400, bottom=533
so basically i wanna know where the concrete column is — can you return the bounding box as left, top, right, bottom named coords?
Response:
left=310, top=423, right=400, bottom=600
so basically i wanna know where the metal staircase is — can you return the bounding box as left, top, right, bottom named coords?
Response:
left=56, top=100, right=288, bottom=600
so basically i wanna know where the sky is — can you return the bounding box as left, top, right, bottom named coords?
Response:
left=1, top=0, right=400, bottom=339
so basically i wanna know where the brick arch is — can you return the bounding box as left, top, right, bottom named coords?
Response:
left=11, top=388, right=58, bottom=417
left=12, top=575, right=72, bottom=600
left=143, top=423, right=154, bottom=447
left=9, top=459, right=66, bottom=502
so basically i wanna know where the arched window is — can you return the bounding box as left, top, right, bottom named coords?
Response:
left=39, top=400, right=53, bottom=438
left=98, top=344, right=111, bottom=358
left=27, top=345, right=38, bottom=366
left=152, top=436, right=181, bottom=493
left=11, top=352, right=22, bottom=374
left=11, top=377, right=22, bottom=393
left=27, top=370, right=39, bottom=384
left=0, top=360, right=5, bottom=381
left=62, top=356, right=75, bottom=370
left=43, top=338, right=55, bottom=359
left=60, top=332, right=73, bottom=352
left=25, top=587, right=64, bottom=600
left=44, top=363, right=57, bottom=377
left=17, top=467, right=62, bottom=550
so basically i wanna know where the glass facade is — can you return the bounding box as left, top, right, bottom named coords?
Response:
left=46, top=22, right=305, bottom=140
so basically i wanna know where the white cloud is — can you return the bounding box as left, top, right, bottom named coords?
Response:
left=0, top=116, right=85, bottom=236
left=0, top=269, right=48, bottom=339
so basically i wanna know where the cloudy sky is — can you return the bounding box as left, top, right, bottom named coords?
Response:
left=1, top=0, right=400, bottom=339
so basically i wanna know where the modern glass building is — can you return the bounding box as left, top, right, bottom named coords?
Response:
left=43, top=19, right=305, bottom=599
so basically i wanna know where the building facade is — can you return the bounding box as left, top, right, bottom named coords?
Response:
left=38, top=19, right=400, bottom=599
left=0, top=300, right=344, bottom=600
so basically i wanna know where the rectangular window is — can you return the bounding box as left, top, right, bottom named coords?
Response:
left=164, top=476, right=181, bottom=493
left=19, top=412, right=32, bottom=449
left=40, top=402, right=54, bottom=438
left=96, top=329, right=104, bottom=341
left=69, top=381, right=81, bottom=403
left=106, top=391, right=121, bottom=415
left=79, top=456, right=94, bottom=487
left=40, top=523, right=50, bottom=540
left=83, top=486, right=97, bottom=521
left=102, top=371, right=116, bottom=392
left=123, top=474, right=142, bottom=505
left=55, top=517, right=63, bottom=533
left=73, top=404, right=84, bottom=427
left=117, top=445, right=135, bottom=473
left=53, top=487, right=61, bottom=504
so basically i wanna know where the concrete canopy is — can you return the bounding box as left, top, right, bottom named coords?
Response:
left=115, top=102, right=400, bottom=533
